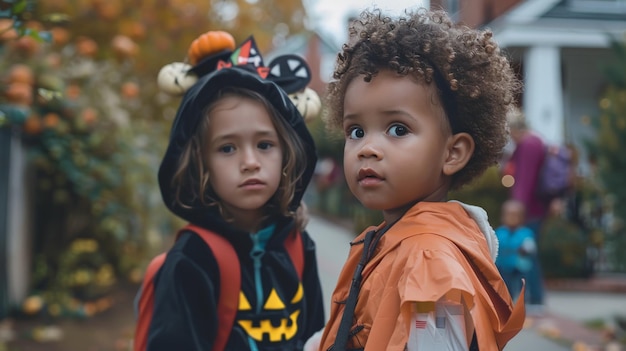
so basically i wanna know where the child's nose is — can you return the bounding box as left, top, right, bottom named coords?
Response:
left=357, top=138, right=382, bottom=159
left=240, top=149, right=261, bottom=172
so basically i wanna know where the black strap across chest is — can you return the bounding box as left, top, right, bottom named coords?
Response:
left=331, top=223, right=480, bottom=351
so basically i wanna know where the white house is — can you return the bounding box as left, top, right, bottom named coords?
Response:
left=447, top=0, right=626, bottom=176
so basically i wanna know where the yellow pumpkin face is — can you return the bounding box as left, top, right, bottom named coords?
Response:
left=237, top=283, right=303, bottom=343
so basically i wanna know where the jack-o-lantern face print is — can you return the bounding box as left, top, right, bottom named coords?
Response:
left=237, top=282, right=303, bottom=343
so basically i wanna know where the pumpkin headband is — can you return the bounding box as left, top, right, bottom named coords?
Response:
left=157, top=31, right=309, bottom=95
left=156, top=30, right=321, bottom=121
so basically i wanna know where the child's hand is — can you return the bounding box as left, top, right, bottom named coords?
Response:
left=303, top=328, right=324, bottom=351
left=520, top=237, right=537, bottom=255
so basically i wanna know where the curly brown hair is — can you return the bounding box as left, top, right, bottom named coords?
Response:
left=325, top=8, right=521, bottom=189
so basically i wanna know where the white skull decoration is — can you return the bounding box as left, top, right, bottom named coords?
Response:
left=288, top=87, right=321, bottom=123
left=156, top=62, right=198, bottom=95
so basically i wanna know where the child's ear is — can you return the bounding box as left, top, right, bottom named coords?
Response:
left=443, top=132, right=475, bottom=176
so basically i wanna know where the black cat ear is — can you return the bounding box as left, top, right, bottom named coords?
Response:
left=267, top=55, right=312, bottom=94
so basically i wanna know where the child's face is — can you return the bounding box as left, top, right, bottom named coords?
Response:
left=501, top=203, right=525, bottom=228
left=342, top=70, right=453, bottom=223
left=205, top=96, right=283, bottom=228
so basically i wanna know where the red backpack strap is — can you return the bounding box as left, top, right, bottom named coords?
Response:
left=184, top=224, right=240, bottom=351
left=134, top=253, right=166, bottom=351
left=284, top=230, right=304, bottom=279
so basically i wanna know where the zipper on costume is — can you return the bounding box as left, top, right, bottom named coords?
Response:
left=249, top=231, right=265, bottom=314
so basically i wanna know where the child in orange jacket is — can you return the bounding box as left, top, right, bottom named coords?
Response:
left=312, top=8, right=525, bottom=351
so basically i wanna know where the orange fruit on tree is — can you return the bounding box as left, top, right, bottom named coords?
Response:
left=5, top=82, right=33, bottom=105
left=75, top=36, right=98, bottom=57
left=25, top=20, right=43, bottom=32
left=81, top=107, right=98, bottom=125
left=65, top=84, right=81, bottom=99
left=22, top=295, right=44, bottom=315
left=0, top=19, right=18, bottom=41
left=45, top=53, right=63, bottom=68
left=50, top=27, right=70, bottom=47
left=8, top=64, right=35, bottom=85
left=23, top=115, right=43, bottom=135
left=121, top=81, right=140, bottom=99
left=43, top=113, right=60, bottom=129
left=11, top=35, right=41, bottom=57
left=95, top=1, right=121, bottom=20
left=119, top=20, right=146, bottom=40
left=111, top=35, right=138, bottom=59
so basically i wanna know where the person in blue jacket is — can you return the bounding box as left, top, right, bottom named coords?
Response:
left=495, top=199, right=537, bottom=302
left=146, top=32, right=325, bottom=350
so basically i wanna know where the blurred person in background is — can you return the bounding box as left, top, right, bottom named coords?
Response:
left=495, top=199, right=537, bottom=302
left=505, top=108, right=548, bottom=309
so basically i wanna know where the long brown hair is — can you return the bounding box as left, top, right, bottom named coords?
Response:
left=170, top=87, right=308, bottom=229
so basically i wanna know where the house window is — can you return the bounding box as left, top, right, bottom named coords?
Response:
left=446, top=0, right=460, bottom=15
left=569, top=0, right=626, bottom=13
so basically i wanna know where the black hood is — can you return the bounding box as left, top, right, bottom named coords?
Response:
left=158, top=66, right=317, bottom=231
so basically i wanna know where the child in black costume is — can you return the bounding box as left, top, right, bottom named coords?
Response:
left=144, top=31, right=325, bottom=350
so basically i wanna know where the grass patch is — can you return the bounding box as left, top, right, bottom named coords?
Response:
left=584, top=318, right=607, bottom=330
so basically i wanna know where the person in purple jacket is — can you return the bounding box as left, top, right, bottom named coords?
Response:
left=506, top=108, right=548, bottom=309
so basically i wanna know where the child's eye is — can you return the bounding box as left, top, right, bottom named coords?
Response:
left=258, top=141, right=274, bottom=150
left=388, top=124, right=408, bottom=137
left=218, top=145, right=235, bottom=153
left=347, top=127, right=365, bottom=139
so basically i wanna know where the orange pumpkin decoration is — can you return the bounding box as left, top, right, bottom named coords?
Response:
left=187, top=31, right=235, bottom=65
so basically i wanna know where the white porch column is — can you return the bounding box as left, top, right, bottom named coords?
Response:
left=8, top=133, right=30, bottom=306
left=523, top=45, right=564, bottom=145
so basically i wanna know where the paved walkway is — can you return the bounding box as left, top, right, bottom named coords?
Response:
left=307, top=214, right=626, bottom=351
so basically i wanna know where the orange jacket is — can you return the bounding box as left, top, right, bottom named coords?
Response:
left=319, top=202, right=525, bottom=351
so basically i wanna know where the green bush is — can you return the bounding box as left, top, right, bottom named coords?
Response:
left=584, top=39, right=626, bottom=272
left=539, top=216, right=590, bottom=278
left=449, top=166, right=509, bottom=227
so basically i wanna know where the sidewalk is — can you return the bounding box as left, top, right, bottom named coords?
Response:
left=508, top=286, right=626, bottom=351
left=537, top=273, right=626, bottom=350
left=525, top=276, right=626, bottom=350
left=546, top=273, right=626, bottom=294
